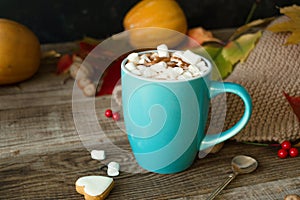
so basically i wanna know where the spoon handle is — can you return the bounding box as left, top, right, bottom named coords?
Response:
left=206, top=173, right=237, bottom=200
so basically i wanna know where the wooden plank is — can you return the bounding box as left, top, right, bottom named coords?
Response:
left=0, top=96, right=125, bottom=158
left=0, top=141, right=299, bottom=200
left=178, top=177, right=300, bottom=200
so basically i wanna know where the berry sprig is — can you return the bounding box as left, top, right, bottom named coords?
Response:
left=277, top=140, right=299, bottom=159
left=243, top=141, right=299, bottom=159
left=104, top=109, right=120, bottom=121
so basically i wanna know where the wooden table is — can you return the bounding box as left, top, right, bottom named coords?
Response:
left=1, top=41, right=300, bottom=200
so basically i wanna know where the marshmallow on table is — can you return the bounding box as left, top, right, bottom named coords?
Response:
left=91, top=150, right=106, bottom=161
left=107, top=161, right=120, bottom=177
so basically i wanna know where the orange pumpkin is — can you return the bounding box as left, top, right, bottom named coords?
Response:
left=123, top=0, right=188, bottom=48
left=0, top=19, right=41, bottom=85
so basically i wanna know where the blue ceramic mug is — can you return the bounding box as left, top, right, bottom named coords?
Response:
left=121, top=50, right=252, bottom=174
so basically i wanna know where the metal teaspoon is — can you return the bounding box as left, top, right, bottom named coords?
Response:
left=206, top=155, right=258, bottom=200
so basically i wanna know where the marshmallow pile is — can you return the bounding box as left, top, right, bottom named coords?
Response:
left=124, top=44, right=209, bottom=80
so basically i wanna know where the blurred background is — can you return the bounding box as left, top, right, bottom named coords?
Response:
left=0, top=0, right=299, bottom=43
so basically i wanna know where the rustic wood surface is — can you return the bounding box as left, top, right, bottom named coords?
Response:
left=1, top=39, right=300, bottom=200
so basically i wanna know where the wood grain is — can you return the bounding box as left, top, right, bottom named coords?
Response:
left=0, top=41, right=299, bottom=200
left=1, top=141, right=299, bottom=200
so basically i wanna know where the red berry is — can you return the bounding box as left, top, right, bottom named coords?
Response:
left=289, top=147, right=299, bottom=157
left=280, top=140, right=292, bottom=150
left=105, top=109, right=113, bottom=118
left=278, top=149, right=288, bottom=159
left=112, top=112, right=120, bottom=121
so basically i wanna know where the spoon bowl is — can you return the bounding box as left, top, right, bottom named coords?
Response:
left=207, top=155, right=258, bottom=200
left=231, top=155, right=258, bottom=174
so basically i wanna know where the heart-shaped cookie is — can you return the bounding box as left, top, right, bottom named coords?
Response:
left=75, top=176, right=114, bottom=200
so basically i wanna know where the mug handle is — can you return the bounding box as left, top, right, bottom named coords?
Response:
left=199, top=81, right=252, bottom=151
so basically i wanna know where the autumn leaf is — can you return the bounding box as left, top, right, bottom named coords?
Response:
left=229, top=17, right=274, bottom=41
left=267, top=5, right=300, bottom=45
left=56, top=54, right=73, bottom=74
left=283, top=91, right=300, bottom=122
left=191, top=31, right=261, bottom=79
left=187, top=27, right=221, bottom=46
left=78, top=41, right=98, bottom=58
left=202, top=45, right=232, bottom=79
left=222, top=31, right=262, bottom=64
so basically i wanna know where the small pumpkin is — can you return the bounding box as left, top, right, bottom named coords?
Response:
left=123, top=0, right=188, bottom=48
left=0, top=19, right=40, bottom=85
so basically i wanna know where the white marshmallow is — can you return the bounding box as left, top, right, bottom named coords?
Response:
left=107, top=161, right=120, bottom=177
left=172, top=67, right=184, bottom=75
left=181, top=50, right=201, bottom=65
left=136, top=65, right=146, bottom=74
left=107, top=168, right=119, bottom=177
left=131, top=69, right=142, bottom=76
left=91, top=150, right=105, bottom=161
left=125, top=62, right=136, bottom=71
left=137, top=65, right=146, bottom=70
left=172, top=51, right=184, bottom=58
left=150, top=52, right=159, bottom=59
left=138, top=58, right=146, bottom=65
left=188, top=65, right=201, bottom=76
left=196, top=60, right=208, bottom=72
left=157, top=44, right=169, bottom=58
left=127, top=53, right=140, bottom=63
left=183, top=71, right=193, bottom=78
left=150, top=62, right=167, bottom=73
left=143, top=68, right=157, bottom=77
left=177, top=75, right=186, bottom=80
left=156, top=73, right=168, bottom=80
left=138, top=58, right=145, bottom=64
left=165, top=67, right=179, bottom=80
left=108, top=161, right=120, bottom=170
left=140, top=54, right=151, bottom=62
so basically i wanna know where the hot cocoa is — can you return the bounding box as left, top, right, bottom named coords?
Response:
left=124, top=44, right=209, bottom=80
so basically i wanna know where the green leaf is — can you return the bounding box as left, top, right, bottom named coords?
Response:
left=203, top=45, right=233, bottom=79
left=222, top=31, right=262, bottom=65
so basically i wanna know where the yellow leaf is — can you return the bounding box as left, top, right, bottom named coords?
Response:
left=222, top=31, right=262, bottom=65
left=267, top=4, right=300, bottom=45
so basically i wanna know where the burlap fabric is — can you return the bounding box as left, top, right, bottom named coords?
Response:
left=225, top=16, right=300, bottom=142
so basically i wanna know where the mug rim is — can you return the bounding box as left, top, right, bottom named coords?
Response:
left=121, top=50, right=212, bottom=83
